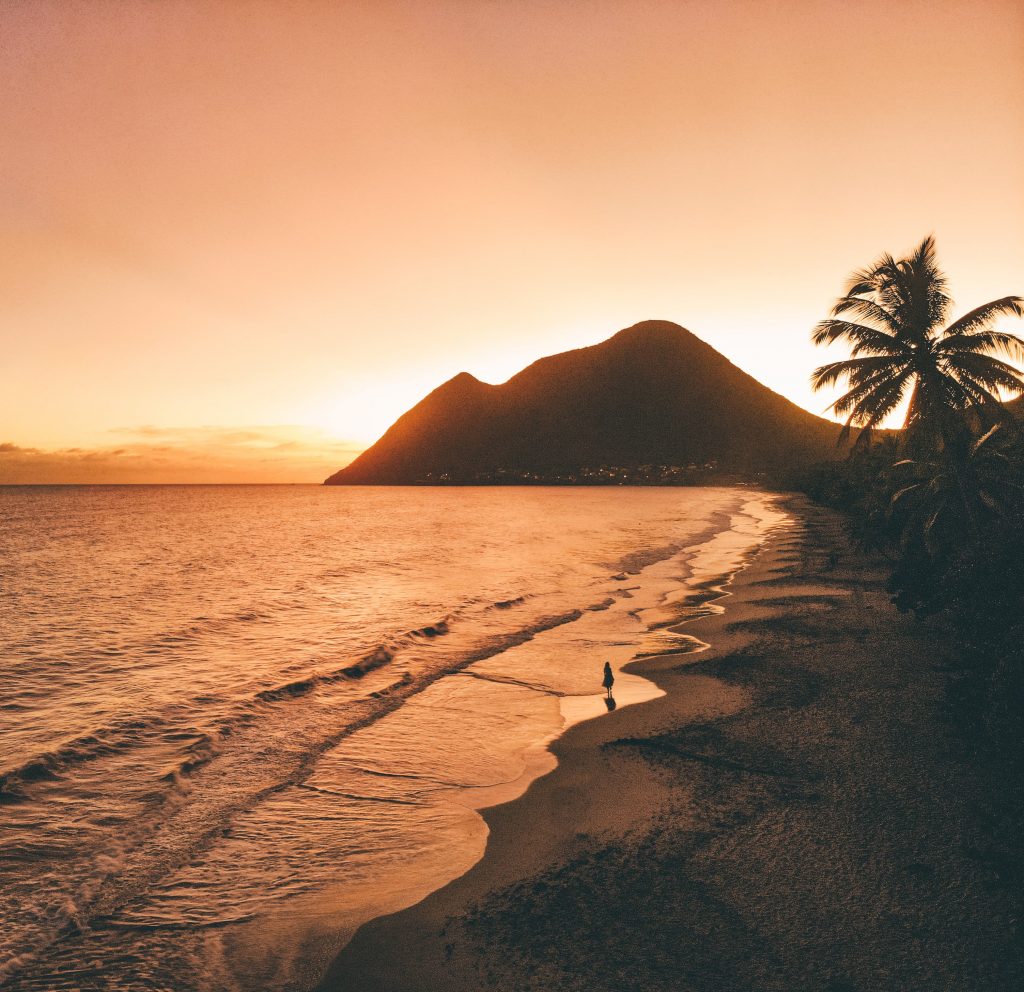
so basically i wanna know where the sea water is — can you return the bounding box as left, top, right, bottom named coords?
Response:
left=0, top=485, right=785, bottom=990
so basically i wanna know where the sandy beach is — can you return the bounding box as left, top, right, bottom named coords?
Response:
left=319, top=495, right=1022, bottom=992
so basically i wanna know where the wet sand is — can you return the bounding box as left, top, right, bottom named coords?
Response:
left=317, top=496, right=1022, bottom=992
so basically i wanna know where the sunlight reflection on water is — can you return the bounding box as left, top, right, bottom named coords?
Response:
left=0, top=486, right=786, bottom=991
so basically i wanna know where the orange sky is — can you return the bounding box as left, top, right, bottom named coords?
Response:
left=3, top=0, right=1023, bottom=482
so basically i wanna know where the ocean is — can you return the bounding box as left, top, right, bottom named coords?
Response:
left=0, top=485, right=786, bottom=991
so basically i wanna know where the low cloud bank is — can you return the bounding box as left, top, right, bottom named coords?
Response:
left=0, top=426, right=363, bottom=484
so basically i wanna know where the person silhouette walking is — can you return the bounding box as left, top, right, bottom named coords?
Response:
left=602, top=661, right=615, bottom=699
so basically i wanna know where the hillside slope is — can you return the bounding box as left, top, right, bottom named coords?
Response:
left=325, top=321, right=842, bottom=484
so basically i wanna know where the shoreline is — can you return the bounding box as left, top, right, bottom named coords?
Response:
left=1, top=488, right=769, bottom=992
left=317, top=494, right=1022, bottom=991
left=312, top=496, right=781, bottom=991
left=267, top=492, right=778, bottom=992
left=210, top=492, right=774, bottom=992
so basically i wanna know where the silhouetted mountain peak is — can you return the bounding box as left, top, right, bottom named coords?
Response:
left=325, top=321, right=842, bottom=485
left=611, top=319, right=694, bottom=342
left=400, top=371, right=494, bottom=420
left=426, top=370, right=490, bottom=397
left=442, top=370, right=485, bottom=388
left=603, top=320, right=737, bottom=364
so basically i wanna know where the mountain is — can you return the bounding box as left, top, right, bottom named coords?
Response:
left=324, top=320, right=843, bottom=485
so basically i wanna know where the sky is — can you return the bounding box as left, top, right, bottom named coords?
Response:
left=3, top=0, right=1023, bottom=482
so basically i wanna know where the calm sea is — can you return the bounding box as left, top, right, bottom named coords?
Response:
left=0, top=485, right=786, bottom=991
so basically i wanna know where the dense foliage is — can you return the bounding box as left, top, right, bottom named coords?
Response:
left=801, top=238, right=1024, bottom=745
left=798, top=426, right=1024, bottom=746
left=799, top=425, right=1024, bottom=623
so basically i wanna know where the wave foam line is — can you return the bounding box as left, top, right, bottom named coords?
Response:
left=0, top=608, right=588, bottom=989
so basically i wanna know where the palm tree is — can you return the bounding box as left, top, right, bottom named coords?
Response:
left=811, top=236, right=1024, bottom=449
left=885, top=423, right=1024, bottom=618
left=890, top=423, right=1024, bottom=551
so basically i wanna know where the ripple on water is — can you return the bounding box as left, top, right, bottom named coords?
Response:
left=0, top=486, right=785, bottom=991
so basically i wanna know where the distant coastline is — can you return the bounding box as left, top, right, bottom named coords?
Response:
left=365, top=465, right=763, bottom=487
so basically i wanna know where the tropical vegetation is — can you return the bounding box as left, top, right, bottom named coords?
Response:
left=800, top=236, right=1024, bottom=748
left=810, top=235, right=1024, bottom=447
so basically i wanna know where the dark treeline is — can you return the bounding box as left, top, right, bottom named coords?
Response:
left=793, top=237, right=1024, bottom=755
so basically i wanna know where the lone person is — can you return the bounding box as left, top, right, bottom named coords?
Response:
left=602, top=661, right=615, bottom=699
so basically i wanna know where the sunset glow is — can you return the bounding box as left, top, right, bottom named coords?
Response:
left=3, top=0, right=1023, bottom=481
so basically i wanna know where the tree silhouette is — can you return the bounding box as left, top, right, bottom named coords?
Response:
left=810, top=236, right=1024, bottom=449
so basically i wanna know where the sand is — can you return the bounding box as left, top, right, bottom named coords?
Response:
left=316, top=496, right=1022, bottom=992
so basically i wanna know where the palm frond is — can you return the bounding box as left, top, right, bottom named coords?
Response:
left=972, top=424, right=1002, bottom=455
left=856, top=374, right=912, bottom=429
left=843, top=252, right=899, bottom=297
left=811, top=355, right=907, bottom=391
left=831, top=367, right=912, bottom=426
left=945, top=374, right=1000, bottom=415
left=938, top=328, right=1024, bottom=361
left=829, top=369, right=903, bottom=416
left=946, top=353, right=1024, bottom=394
left=891, top=483, right=922, bottom=505
left=943, top=297, right=1024, bottom=338
left=830, top=295, right=902, bottom=333
left=811, top=319, right=907, bottom=354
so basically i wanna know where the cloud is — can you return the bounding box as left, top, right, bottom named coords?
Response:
left=0, top=426, right=363, bottom=484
